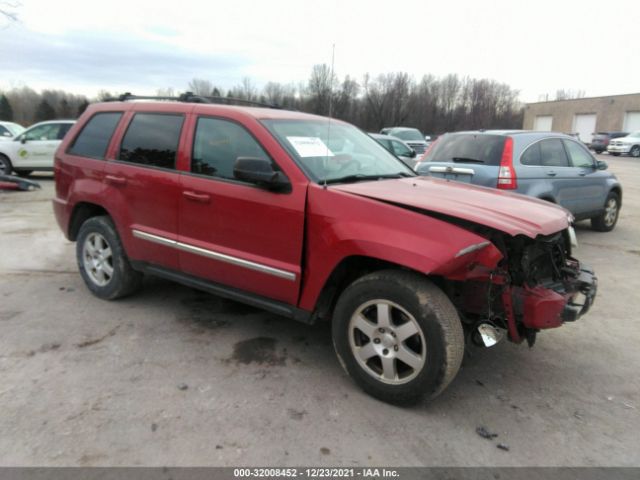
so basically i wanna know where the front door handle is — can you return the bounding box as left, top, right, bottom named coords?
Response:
left=546, top=170, right=557, bottom=177
left=105, top=174, right=127, bottom=186
left=183, top=191, right=211, bottom=203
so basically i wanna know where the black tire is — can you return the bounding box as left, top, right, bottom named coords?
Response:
left=591, top=191, right=620, bottom=232
left=15, top=170, right=33, bottom=177
left=630, top=146, right=640, bottom=158
left=332, top=270, right=464, bottom=405
left=76, top=215, right=142, bottom=299
left=610, top=152, right=620, bottom=156
left=0, top=154, right=12, bottom=175
left=594, top=150, right=603, bottom=154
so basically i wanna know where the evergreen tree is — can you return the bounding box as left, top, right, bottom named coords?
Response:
left=35, top=100, right=56, bottom=121
left=0, top=94, right=13, bottom=121
left=77, top=100, right=90, bottom=117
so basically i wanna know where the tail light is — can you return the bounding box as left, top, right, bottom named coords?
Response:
left=497, top=137, right=517, bottom=190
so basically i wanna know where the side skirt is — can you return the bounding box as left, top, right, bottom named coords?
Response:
left=131, top=261, right=314, bottom=324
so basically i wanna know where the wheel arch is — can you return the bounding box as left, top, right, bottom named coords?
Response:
left=309, top=255, right=445, bottom=323
left=68, top=202, right=111, bottom=241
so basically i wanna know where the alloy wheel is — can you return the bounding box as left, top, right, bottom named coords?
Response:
left=82, top=232, right=114, bottom=287
left=348, top=299, right=426, bottom=385
left=604, top=197, right=618, bottom=227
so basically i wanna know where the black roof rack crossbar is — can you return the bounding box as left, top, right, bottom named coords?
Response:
left=114, top=92, right=281, bottom=109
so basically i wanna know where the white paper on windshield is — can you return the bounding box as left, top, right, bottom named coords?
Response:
left=286, top=136, right=334, bottom=157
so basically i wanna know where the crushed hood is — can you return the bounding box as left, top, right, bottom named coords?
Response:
left=332, top=176, right=570, bottom=238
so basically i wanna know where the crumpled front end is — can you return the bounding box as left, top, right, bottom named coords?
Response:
left=445, top=227, right=597, bottom=346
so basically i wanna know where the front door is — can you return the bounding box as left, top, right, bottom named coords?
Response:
left=177, top=116, right=306, bottom=305
left=15, top=122, right=70, bottom=168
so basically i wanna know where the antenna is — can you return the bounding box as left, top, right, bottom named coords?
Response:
left=323, top=43, right=336, bottom=189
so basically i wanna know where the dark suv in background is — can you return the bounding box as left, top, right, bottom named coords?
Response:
left=415, top=130, right=622, bottom=231
left=591, top=131, right=628, bottom=154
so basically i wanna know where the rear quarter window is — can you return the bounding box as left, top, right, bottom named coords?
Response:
left=520, top=142, right=541, bottom=166
left=68, top=113, right=123, bottom=159
left=425, top=134, right=506, bottom=165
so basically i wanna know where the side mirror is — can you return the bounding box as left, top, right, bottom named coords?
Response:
left=20, top=137, right=27, bottom=144
left=233, top=157, right=290, bottom=192
left=408, top=149, right=417, bottom=158
left=596, top=160, right=608, bottom=170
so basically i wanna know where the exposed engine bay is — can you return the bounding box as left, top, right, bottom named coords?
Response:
left=444, top=226, right=597, bottom=348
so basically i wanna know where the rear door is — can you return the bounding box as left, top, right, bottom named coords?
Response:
left=417, top=133, right=504, bottom=187
left=103, top=112, right=186, bottom=270
left=533, top=138, right=593, bottom=215
left=177, top=115, right=306, bottom=305
left=562, top=139, right=606, bottom=214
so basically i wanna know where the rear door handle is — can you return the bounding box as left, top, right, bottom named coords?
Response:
left=578, top=170, right=587, bottom=176
left=546, top=170, right=557, bottom=177
left=182, top=191, right=211, bottom=203
left=105, top=175, right=127, bottom=186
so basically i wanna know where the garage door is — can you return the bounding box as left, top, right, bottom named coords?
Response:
left=624, top=111, right=640, bottom=132
left=573, top=113, right=597, bottom=144
left=534, top=115, right=553, bottom=131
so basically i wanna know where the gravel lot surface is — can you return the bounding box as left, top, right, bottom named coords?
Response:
left=0, top=154, right=638, bottom=466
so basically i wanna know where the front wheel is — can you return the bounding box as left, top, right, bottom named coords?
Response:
left=0, top=154, right=12, bottom=175
left=630, top=146, right=640, bottom=158
left=332, top=270, right=464, bottom=405
left=76, top=216, right=142, bottom=299
left=591, top=192, right=620, bottom=232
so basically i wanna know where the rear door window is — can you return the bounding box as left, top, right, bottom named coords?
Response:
left=520, top=143, right=541, bottom=166
left=564, top=140, right=595, bottom=168
left=119, top=113, right=184, bottom=169
left=425, top=134, right=506, bottom=165
left=69, top=113, right=122, bottom=159
left=538, top=139, right=569, bottom=167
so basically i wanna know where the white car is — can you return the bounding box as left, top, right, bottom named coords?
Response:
left=607, top=131, right=640, bottom=158
left=0, top=120, right=75, bottom=176
left=0, top=121, right=25, bottom=141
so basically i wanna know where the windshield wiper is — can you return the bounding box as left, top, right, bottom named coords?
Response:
left=451, top=157, right=485, bottom=164
left=323, top=172, right=413, bottom=185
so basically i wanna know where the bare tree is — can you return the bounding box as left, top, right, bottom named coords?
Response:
left=0, top=1, right=20, bottom=24
left=307, top=64, right=338, bottom=116
left=187, top=78, right=214, bottom=96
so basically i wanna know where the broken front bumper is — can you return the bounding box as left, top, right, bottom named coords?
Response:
left=518, top=266, right=597, bottom=330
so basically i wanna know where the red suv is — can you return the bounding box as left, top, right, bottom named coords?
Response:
left=53, top=94, right=597, bottom=404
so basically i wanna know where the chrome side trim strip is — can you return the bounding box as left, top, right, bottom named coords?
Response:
left=455, top=241, right=490, bottom=258
left=132, top=229, right=296, bottom=282
left=132, top=229, right=178, bottom=248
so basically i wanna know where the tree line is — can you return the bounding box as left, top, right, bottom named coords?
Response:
left=1, top=65, right=525, bottom=134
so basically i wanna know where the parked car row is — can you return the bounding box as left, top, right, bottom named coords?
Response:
left=591, top=131, right=628, bottom=154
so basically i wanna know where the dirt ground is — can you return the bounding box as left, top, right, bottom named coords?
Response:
left=0, top=154, right=638, bottom=467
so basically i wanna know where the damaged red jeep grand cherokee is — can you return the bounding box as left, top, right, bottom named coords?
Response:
left=53, top=93, right=597, bottom=405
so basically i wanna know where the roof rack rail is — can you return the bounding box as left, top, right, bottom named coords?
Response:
left=114, top=92, right=282, bottom=109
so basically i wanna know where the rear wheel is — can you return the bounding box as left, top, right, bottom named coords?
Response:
left=630, top=146, right=640, bottom=158
left=591, top=191, right=620, bottom=232
left=76, top=216, right=142, bottom=299
left=332, top=270, right=464, bottom=405
left=0, top=154, right=12, bottom=175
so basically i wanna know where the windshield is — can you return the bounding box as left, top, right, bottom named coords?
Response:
left=262, top=119, right=414, bottom=184
left=629, top=131, right=640, bottom=138
left=425, top=133, right=506, bottom=165
left=5, top=123, right=25, bottom=136
left=392, top=129, right=424, bottom=142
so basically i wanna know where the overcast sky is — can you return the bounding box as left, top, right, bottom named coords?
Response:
left=1, top=0, right=638, bottom=102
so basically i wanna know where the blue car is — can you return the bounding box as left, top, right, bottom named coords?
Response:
left=415, top=130, right=622, bottom=231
